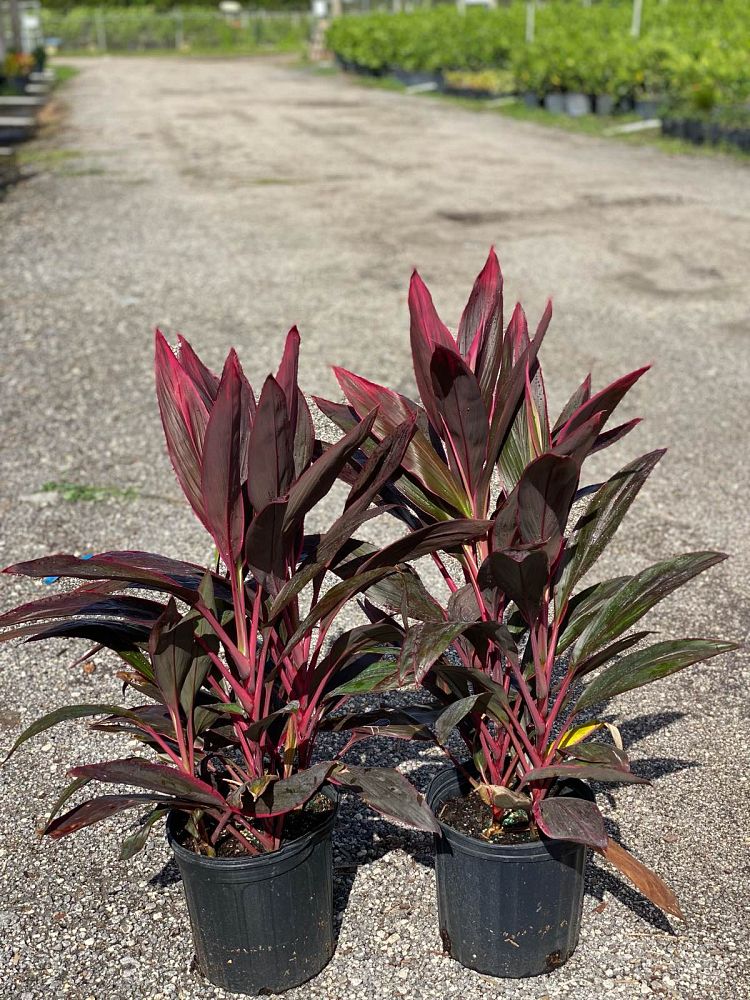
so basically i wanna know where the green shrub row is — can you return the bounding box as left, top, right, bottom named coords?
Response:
left=41, top=0, right=307, bottom=11
left=41, top=7, right=311, bottom=53
left=327, top=1, right=750, bottom=109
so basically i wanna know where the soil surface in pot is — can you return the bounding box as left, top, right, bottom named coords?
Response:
left=176, top=792, right=335, bottom=858
left=440, top=794, right=540, bottom=845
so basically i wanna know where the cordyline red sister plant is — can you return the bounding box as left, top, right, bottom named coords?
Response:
left=0, top=329, right=502, bottom=856
left=316, top=250, right=737, bottom=916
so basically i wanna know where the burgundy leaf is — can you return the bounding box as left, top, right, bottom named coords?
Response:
left=175, top=335, right=220, bottom=406
left=397, top=620, right=473, bottom=683
left=332, top=763, right=440, bottom=833
left=480, top=305, right=549, bottom=502
left=255, top=761, right=335, bottom=817
left=283, top=408, right=378, bottom=540
left=246, top=375, right=293, bottom=511
left=555, top=367, right=649, bottom=446
left=69, top=757, right=226, bottom=806
left=478, top=547, right=550, bottom=623
left=275, top=326, right=301, bottom=435
left=534, top=795, right=607, bottom=848
left=244, top=498, right=289, bottom=594
left=0, top=587, right=163, bottom=636
left=45, top=794, right=176, bottom=839
left=154, top=331, right=209, bottom=524
left=344, top=416, right=416, bottom=514
left=200, top=351, right=246, bottom=565
left=591, top=417, right=641, bottom=455
left=458, top=248, right=503, bottom=376
left=430, top=346, right=488, bottom=495
left=2, top=551, right=227, bottom=604
left=148, top=602, right=197, bottom=718
left=408, top=268, right=456, bottom=432
left=293, top=390, right=315, bottom=477
left=360, top=518, right=492, bottom=572
left=517, top=453, right=580, bottom=545
left=552, top=374, right=591, bottom=436
left=332, top=368, right=467, bottom=513
left=551, top=411, right=607, bottom=466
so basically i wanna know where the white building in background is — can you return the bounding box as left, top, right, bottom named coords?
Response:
left=0, top=0, right=43, bottom=55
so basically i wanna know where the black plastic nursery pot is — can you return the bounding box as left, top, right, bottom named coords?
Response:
left=427, top=766, right=591, bottom=979
left=167, top=796, right=337, bottom=995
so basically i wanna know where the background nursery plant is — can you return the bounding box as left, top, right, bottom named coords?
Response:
left=316, top=249, right=737, bottom=921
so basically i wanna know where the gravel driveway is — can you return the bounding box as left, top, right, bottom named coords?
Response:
left=0, top=56, right=748, bottom=1000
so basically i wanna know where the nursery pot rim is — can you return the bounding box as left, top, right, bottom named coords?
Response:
left=166, top=786, right=338, bottom=876
left=427, top=764, right=592, bottom=862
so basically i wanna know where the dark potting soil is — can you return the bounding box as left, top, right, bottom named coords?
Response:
left=439, top=794, right=540, bottom=845
left=179, top=792, right=334, bottom=858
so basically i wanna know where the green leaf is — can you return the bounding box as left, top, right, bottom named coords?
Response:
left=397, top=621, right=471, bottom=684
left=434, top=694, right=489, bottom=745
left=574, top=638, right=738, bottom=713
left=326, top=659, right=402, bottom=697
left=520, top=764, right=649, bottom=787
left=555, top=576, right=631, bottom=654
left=559, top=742, right=630, bottom=769
left=5, top=704, right=141, bottom=762
left=555, top=450, right=665, bottom=608
left=46, top=776, right=92, bottom=825
left=119, top=806, right=170, bottom=860
left=573, top=552, right=728, bottom=664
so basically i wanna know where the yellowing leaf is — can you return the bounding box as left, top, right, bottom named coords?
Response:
left=557, top=720, right=623, bottom=751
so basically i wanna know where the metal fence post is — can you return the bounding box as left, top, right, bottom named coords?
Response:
left=94, top=7, right=107, bottom=51
left=630, top=0, right=643, bottom=37
left=8, top=0, right=22, bottom=51
left=0, top=2, right=7, bottom=60
left=174, top=8, right=184, bottom=50
left=525, top=0, right=535, bottom=43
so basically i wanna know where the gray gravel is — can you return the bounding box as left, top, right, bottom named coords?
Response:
left=1, top=56, right=749, bottom=1000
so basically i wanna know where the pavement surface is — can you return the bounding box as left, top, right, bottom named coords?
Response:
left=0, top=56, right=749, bottom=1000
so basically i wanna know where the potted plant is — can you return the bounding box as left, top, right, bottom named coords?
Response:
left=315, top=251, right=737, bottom=978
left=2, top=52, right=34, bottom=94
left=1, top=330, right=448, bottom=995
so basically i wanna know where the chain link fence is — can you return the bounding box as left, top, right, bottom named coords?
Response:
left=41, top=8, right=313, bottom=54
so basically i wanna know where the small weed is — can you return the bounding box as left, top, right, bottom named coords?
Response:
left=41, top=481, right=140, bottom=503
left=52, top=65, right=80, bottom=87
left=248, top=177, right=301, bottom=186
left=16, top=148, right=82, bottom=166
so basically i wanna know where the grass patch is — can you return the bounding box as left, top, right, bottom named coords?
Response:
left=52, top=64, right=80, bottom=87
left=16, top=148, right=82, bottom=165
left=41, top=481, right=140, bottom=503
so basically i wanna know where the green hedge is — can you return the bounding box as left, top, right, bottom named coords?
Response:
left=42, top=7, right=311, bottom=52
left=42, top=0, right=307, bottom=11
left=327, top=1, right=750, bottom=109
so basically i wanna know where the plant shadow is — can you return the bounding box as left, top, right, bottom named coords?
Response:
left=612, top=711, right=685, bottom=748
